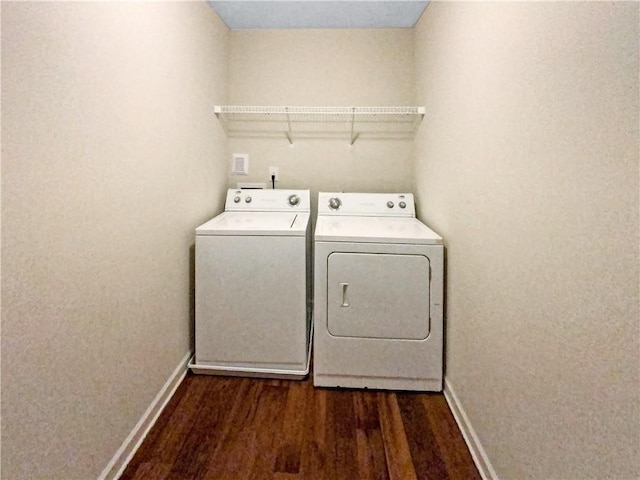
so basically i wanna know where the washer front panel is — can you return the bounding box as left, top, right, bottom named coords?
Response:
left=196, top=234, right=308, bottom=369
left=327, top=252, right=430, bottom=340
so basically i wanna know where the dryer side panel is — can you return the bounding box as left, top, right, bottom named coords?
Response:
left=327, top=253, right=430, bottom=340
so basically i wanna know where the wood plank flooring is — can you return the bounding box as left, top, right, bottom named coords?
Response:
left=121, top=373, right=480, bottom=480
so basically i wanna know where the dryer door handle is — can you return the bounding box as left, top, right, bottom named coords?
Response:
left=340, top=283, right=350, bottom=307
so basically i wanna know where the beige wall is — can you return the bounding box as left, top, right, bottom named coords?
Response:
left=226, top=29, right=416, bottom=208
left=414, top=2, right=639, bottom=478
left=1, top=2, right=228, bottom=478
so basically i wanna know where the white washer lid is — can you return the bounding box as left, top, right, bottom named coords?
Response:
left=314, top=215, right=442, bottom=245
left=197, top=212, right=310, bottom=236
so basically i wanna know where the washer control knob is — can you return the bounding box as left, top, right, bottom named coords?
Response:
left=233, top=196, right=241, bottom=203
left=329, top=197, right=342, bottom=210
left=399, top=201, right=407, bottom=209
left=245, top=196, right=252, bottom=203
left=387, top=201, right=395, bottom=208
left=288, top=194, right=300, bottom=206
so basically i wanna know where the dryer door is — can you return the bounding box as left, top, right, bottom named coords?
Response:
left=327, top=252, right=430, bottom=340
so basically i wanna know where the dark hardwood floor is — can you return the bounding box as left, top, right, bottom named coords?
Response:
left=121, top=372, right=480, bottom=480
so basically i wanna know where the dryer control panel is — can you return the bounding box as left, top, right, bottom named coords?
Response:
left=318, top=192, right=415, bottom=217
left=225, top=189, right=310, bottom=212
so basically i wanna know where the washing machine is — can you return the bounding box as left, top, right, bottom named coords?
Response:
left=189, top=188, right=312, bottom=379
left=313, top=192, right=444, bottom=391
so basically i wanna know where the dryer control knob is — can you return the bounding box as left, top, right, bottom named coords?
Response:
left=329, top=197, right=342, bottom=210
left=288, top=194, right=300, bottom=206
left=387, top=201, right=395, bottom=208
left=234, top=196, right=241, bottom=203
left=399, top=201, right=407, bottom=209
left=245, top=196, right=252, bottom=203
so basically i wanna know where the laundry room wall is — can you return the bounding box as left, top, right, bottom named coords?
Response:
left=1, top=3, right=229, bottom=478
left=413, top=2, right=639, bottom=479
left=225, top=29, right=416, bottom=205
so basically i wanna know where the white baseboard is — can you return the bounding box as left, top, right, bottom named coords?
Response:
left=98, top=351, right=192, bottom=480
left=443, top=378, right=499, bottom=480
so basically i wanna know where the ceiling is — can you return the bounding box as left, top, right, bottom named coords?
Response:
left=207, top=1, right=430, bottom=29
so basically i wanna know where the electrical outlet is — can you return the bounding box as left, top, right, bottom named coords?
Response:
left=269, top=166, right=279, bottom=182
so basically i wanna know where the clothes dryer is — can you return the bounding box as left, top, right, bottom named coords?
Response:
left=314, top=192, right=443, bottom=391
left=190, top=189, right=312, bottom=379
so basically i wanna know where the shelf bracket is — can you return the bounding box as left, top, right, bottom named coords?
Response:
left=349, top=107, right=359, bottom=146
left=285, top=107, right=293, bottom=145
left=213, top=106, right=229, bottom=135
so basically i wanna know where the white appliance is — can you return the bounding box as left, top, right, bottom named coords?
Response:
left=189, top=188, right=312, bottom=379
left=313, top=192, right=444, bottom=391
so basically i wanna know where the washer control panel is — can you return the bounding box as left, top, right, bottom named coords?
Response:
left=318, top=192, right=415, bottom=217
left=225, top=189, right=310, bottom=212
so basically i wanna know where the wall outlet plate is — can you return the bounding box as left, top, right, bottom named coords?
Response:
left=232, top=153, right=249, bottom=175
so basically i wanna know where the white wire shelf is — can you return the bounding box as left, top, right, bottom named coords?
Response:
left=213, top=106, right=425, bottom=145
